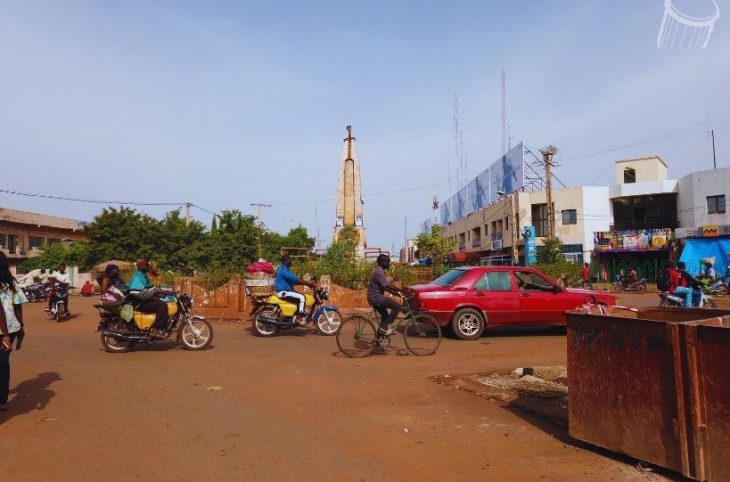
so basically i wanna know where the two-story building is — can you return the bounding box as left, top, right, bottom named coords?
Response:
left=0, top=207, right=87, bottom=269
left=441, top=185, right=612, bottom=265
left=675, top=166, right=730, bottom=278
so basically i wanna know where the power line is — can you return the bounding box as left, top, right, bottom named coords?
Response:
left=0, top=188, right=184, bottom=206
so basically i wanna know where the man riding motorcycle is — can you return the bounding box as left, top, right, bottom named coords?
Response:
left=275, top=255, right=315, bottom=326
left=128, top=259, right=168, bottom=338
left=47, top=264, right=70, bottom=315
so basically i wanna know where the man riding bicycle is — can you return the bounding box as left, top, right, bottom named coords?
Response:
left=367, top=254, right=410, bottom=339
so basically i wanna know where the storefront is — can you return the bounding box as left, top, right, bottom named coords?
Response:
left=592, top=228, right=674, bottom=282
left=676, top=224, right=730, bottom=278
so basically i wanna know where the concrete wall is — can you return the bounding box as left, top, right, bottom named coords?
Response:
left=581, top=186, right=613, bottom=261
left=678, top=167, right=730, bottom=227
left=614, top=157, right=667, bottom=184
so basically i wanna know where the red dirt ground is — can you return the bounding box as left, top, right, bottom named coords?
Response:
left=0, top=293, right=696, bottom=481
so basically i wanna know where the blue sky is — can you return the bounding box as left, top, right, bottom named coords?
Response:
left=1, top=0, right=728, bottom=254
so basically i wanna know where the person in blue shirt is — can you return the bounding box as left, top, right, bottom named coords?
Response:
left=129, top=259, right=168, bottom=338
left=275, top=255, right=315, bottom=324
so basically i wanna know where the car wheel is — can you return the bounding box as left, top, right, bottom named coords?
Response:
left=450, top=308, right=485, bottom=340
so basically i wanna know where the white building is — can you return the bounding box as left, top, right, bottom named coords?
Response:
left=677, top=167, right=730, bottom=229
left=441, top=185, right=611, bottom=264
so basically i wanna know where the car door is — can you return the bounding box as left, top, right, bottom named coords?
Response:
left=514, top=270, right=562, bottom=325
left=467, top=270, right=519, bottom=326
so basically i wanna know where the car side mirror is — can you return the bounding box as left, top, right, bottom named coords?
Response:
left=553, top=285, right=562, bottom=293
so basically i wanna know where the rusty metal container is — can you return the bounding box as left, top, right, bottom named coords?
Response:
left=567, top=307, right=730, bottom=481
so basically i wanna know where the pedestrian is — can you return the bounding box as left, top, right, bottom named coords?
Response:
left=0, top=251, right=27, bottom=411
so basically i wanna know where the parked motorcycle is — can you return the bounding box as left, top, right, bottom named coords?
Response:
left=96, top=289, right=213, bottom=353
left=251, top=286, right=342, bottom=337
left=610, top=277, right=647, bottom=294
left=699, top=278, right=728, bottom=297
left=658, top=291, right=717, bottom=309
left=22, top=282, right=49, bottom=303
left=45, top=283, right=71, bottom=322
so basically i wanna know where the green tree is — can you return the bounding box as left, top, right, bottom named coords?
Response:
left=537, top=237, right=563, bottom=264
left=83, top=207, right=159, bottom=265
left=199, top=209, right=258, bottom=271
left=415, top=225, right=456, bottom=277
left=310, top=226, right=371, bottom=289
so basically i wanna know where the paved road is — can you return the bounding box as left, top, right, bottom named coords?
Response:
left=0, top=294, right=694, bottom=481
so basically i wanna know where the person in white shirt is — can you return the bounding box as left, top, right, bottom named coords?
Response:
left=47, top=264, right=70, bottom=314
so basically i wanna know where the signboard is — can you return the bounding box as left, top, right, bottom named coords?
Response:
left=428, top=142, right=524, bottom=226
left=593, top=228, right=672, bottom=251
left=491, top=239, right=503, bottom=251
left=523, top=225, right=537, bottom=265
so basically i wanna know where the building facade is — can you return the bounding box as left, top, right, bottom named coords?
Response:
left=441, top=185, right=611, bottom=265
left=0, top=207, right=86, bottom=265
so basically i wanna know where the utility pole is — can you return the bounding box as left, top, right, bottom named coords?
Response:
left=185, top=202, right=192, bottom=226
left=250, top=202, right=271, bottom=260
left=711, top=129, right=717, bottom=169
left=539, top=146, right=558, bottom=240
left=510, top=193, right=519, bottom=265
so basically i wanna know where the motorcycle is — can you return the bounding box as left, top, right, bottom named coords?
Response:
left=610, top=277, right=647, bottom=294
left=658, top=291, right=717, bottom=309
left=45, top=282, right=71, bottom=321
left=251, top=286, right=342, bottom=337
left=699, top=278, right=728, bottom=297
left=96, top=289, right=213, bottom=353
left=22, top=282, right=49, bottom=303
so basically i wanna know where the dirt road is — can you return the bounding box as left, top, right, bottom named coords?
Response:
left=0, top=294, right=684, bottom=481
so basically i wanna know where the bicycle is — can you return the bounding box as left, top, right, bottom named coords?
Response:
left=336, top=296, right=442, bottom=358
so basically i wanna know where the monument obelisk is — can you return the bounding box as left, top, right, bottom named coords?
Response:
left=334, top=125, right=366, bottom=255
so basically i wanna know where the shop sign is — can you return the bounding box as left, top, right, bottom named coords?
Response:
left=491, top=239, right=503, bottom=250
left=593, top=228, right=673, bottom=251
left=523, top=225, right=537, bottom=265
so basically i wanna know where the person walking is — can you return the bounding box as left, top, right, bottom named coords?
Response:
left=0, top=251, right=27, bottom=411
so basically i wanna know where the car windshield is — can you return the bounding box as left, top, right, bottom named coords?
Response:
left=432, top=269, right=468, bottom=287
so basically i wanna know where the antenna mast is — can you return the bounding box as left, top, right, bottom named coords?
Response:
left=501, top=69, right=507, bottom=155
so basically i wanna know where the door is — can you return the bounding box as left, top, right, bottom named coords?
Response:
left=467, top=270, right=519, bottom=326
left=514, top=270, right=564, bottom=324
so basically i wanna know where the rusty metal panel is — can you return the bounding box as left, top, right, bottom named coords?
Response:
left=567, top=308, right=730, bottom=481
left=696, top=323, right=730, bottom=482
left=568, top=314, right=684, bottom=472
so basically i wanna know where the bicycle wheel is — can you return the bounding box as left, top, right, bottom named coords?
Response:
left=336, top=315, right=377, bottom=358
left=403, top=314, right=442, bottom=356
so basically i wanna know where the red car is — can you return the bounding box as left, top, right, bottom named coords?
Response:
left=408, top=266, right=616, bottom=340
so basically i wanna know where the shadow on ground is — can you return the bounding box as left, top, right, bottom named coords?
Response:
left=0, top=371, right=61, bottom=425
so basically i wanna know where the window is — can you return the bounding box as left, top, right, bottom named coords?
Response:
left=624, top=167, right=636, bottom=183
left=29, top=236, right=44, bottom=249
left=611, top=194, right=678, bottom=230
left=707, top=195, right=726, bottom=214
left=531, top=203, right=548, bottom=237
left=432, top=269, right=468, bottom=287
left=514, top=271, right=554, bottom=291
left=0, top=233, right=6, bottom=248
left=47, top=238, right=61, bottom=244
left=474, top=271, right=512, bottom=291
left=561, top=209, right=577, bottom=225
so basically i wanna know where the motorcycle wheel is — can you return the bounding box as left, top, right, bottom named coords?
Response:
left=178, top=317, right=214, bottom=350
left=610, top=283, right=622, bottom=293
left=635, top=283, right=647, bottom=294
left=252, top=307, right=279, bottom=337
left=714, top=285, right=728, bottom=297
left=316, top=309, right=342, bottom=336
left=101, top=330, right=133, bottom=353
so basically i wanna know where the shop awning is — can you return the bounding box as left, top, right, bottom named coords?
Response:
left=679, top=238, right=730, bottom=277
